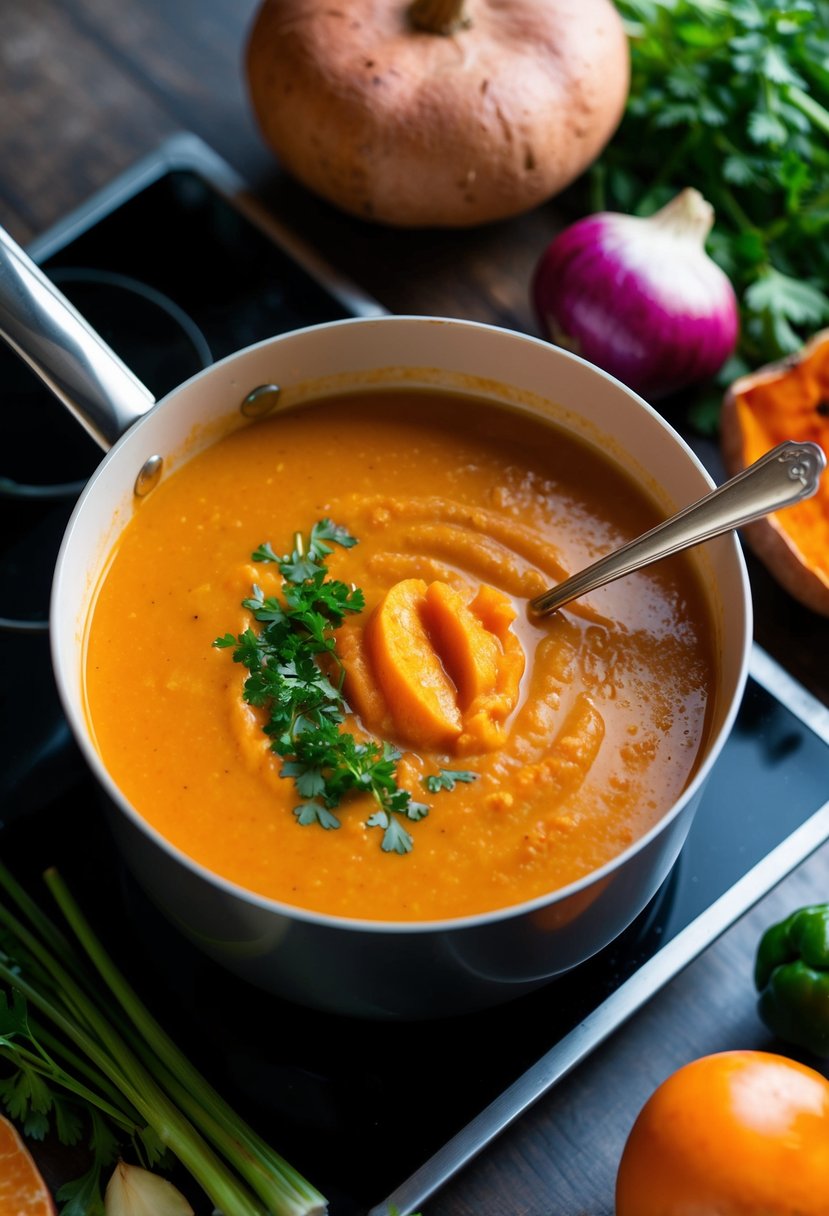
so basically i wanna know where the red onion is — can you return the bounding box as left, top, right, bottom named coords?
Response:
left=531, top=188, right=739, bottom=400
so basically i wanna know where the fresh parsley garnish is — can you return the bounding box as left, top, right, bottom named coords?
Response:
left=596, top=1, right=829, bottom=367
left=423, top=769, right=479, bottom=793
left=254, top=518, right=359, bottom=583
left=216, top=520, right=429, bottom=854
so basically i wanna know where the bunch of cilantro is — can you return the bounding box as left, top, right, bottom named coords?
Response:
left=595, top=0, right=829, bottom=371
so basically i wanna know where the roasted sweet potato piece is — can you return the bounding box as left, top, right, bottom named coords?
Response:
left=422, top=581, right=500, bottom=709
left=345, top=578, right=526, bottom=754
left=365, top=578, right=462, bottom=749
left=338, top=621, right=393, bottom=737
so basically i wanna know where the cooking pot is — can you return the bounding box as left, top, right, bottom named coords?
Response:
left=0, top=224, right=751, bottom=1019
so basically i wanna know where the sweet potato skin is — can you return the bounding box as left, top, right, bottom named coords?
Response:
left=245, top=0, right=629, bottom=228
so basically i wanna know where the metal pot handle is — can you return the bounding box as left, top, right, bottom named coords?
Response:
left=0, top=223, right=155, bottom=450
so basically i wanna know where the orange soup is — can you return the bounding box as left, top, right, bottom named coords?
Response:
left=84, top=390, right=716, bottom=921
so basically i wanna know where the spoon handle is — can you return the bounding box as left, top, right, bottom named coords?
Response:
left=529, top=439, right=826, bottom=618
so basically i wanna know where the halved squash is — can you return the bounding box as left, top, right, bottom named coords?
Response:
left=720, top=330, right=829, bottom=616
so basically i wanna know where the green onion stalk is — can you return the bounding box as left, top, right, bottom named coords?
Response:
left=0, top=858, right=326, bottom=1216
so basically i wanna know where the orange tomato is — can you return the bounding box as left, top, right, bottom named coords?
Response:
left=615, top=1050, right=829, bottom=1216
left=0, top=1112, right=55, bottom=1214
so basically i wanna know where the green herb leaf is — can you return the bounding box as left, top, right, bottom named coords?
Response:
left=57, top=1161, right=107, bottom=1216
left=219, top=521, right=431, bottom=852
left=401, top=797, right=430, bottom=822
left=52, top=1095, right=84, bottom=1148
left=251, top=541, right=279, bottom=564
left=55, top=1111, right=119, bottom=1216
left=0, top=1067, right=51, bottom=1130
left=310, top=518, right=359, bottom=553
left=280, top=552, right=321, bottom=584
left=744, top=268, right=829, bottom=328
left=423, top=769, right=479, bottom=793
left=0, top=987, right=31, bottom=1041
left=367, top=811, right=414, bottom=855
left=293, top=803, right=341, bottom=830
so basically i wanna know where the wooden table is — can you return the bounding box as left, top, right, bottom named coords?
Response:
left=1, top=4, right=827, bottom=1214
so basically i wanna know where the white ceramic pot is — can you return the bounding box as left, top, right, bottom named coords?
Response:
left=0, top=228, right=751, bottom=1018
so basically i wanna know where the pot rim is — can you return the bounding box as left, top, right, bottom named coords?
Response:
left=51, top=314, right=753, bottom=937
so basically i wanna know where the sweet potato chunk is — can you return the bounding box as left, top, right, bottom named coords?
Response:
left=365, top=578, right=462, bottom=749
left=422, top=581, right=500, bottom=709
left=338, top=621, right=393, bottom=737
left=349, top=578, right=526, bottom=755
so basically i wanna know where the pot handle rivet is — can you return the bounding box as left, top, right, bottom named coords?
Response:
left=241, top=383, right=281, bottom=418
left=134, top=454, right=164, bottom=498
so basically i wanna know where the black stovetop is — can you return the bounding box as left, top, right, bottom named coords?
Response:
left=1, top=138, right=828, bottom=1216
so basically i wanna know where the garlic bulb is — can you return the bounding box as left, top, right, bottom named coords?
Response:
left=104, top=1162, right=194, bottom=1216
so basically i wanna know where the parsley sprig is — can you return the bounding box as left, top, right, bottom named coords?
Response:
left=215, top=520, right=430, bottom=854
left=593, top=1, right=829, bottom=371
left=423, top=769, right=478, bottom=794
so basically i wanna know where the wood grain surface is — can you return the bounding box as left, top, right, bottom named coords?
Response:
left=0, top=5, right=827, bottom=1214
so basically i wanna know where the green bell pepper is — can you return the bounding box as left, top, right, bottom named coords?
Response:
left=755, top=903, right=829, bottom=1057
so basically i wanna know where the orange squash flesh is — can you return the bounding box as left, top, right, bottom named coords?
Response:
left=721, top=328, right=829, bottom=614
left=422, top=580, right=501, bottom=712
left=364, top=578, right=462, bottom=750
left=348, top=577, right=525, bottom=755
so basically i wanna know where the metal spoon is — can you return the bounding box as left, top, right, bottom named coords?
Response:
left=529, top=439, right=826, bottom=618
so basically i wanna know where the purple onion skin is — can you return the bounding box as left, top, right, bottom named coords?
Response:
left=531, top=211, right=740, bottom=401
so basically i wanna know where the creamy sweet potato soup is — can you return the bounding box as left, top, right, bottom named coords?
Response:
left=85, top=390, right=715, bottom=921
